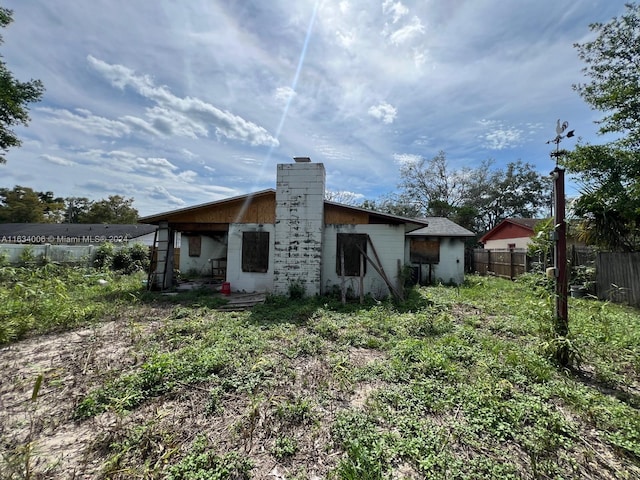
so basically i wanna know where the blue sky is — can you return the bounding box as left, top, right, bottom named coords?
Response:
left=1, top=0, right=629, bottom=217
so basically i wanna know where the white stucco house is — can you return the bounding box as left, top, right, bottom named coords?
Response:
left=140, top=158, right=472, bottom=297
left=406, top=217, right=475, bottom=285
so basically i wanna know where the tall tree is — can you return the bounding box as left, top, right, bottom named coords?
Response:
left=360, top=194, right=422, bottom=218
left=564, top=144, right=640, bottom=251
left=38, top=191, right=65, bottom=223
left=0, top=185, right=46, bottom=222
left=78, top=195, right=139, bottom=224
left=63, top=196, right=91, bottom=223
left=0, top=8, right=44, bottom=163
left=573, top=3, right=640, bottom=148
left=567, top=3, right=640, bottom=250
left=397, top=152, right=549, bottom=233
left=473, top=160, right=551, bottom=232
left=398, top=151, right=474, bottom=217
left=325, top=190, right=361, bottom=206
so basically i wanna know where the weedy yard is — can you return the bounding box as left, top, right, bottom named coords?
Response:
left=0, top=264, right=639, bottom=479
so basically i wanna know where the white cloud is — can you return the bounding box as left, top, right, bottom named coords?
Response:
left=477, top=120, right=524, bottom=150
left=122, top=115, right=162, bottom=136
left=87, top=55, right=279, bottom=147
left=40, top=154, right=74, bottom=166
left=147, top=185, right=186, bottom=206
left=393, top=153, right=421, bottom=165
left=382, top=1, right=409, bottom=24
left=386, top=15, right=425, bottom=46
left=39, top=107, right=130, bottom=137
left=181, top=148, right=197, bottom=159
left=368, top=102, right=397, bottom=124
left=412, top=135, right=431, bottom=147
left=335, top=29, right=356, bottom=49
left=177, top=170, right=198, bottom=182
left=274, top=86, right=296, bottom=104
left=146, top=106, right=207, bottom=139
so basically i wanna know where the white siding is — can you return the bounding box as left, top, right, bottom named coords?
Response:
left=322, top=224, right=405, bottom=299
left=484, top=237, right=531, bottom=250
left=226, top=223, right=275, bottom=293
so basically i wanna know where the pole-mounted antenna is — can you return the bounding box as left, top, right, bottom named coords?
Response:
left=546, top=119, right=575, bottom=366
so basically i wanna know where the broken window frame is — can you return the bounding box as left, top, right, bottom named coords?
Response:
left=242, top=231, right=269, bottom=273
left=336, top=233, right=367, bottom=276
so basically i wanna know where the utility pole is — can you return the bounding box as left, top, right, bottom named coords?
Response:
left=547, top=120, right=574, bottom=366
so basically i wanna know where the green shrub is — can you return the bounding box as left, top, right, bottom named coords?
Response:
left=93, top=242, right=150, bottom=273
left=288, top=279, right=306, bottom=299
left=93, top=242, right=115, bottom=269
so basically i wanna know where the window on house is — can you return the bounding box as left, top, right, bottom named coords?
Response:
left=336, top=233, right=367, bottom=276
left=242, top=231, right=269, bottom=272
left=188, top=235, right=202, bottom=257
left=508, top=243, right=516, bottom=250
left=410, top=238, right=440, bottom=264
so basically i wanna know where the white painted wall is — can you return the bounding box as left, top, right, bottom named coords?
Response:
left=179, top=234, right=227, bottom=276
left=0, top=244, right=97, bottom=264
left=273, top=162, right=325, bottom=296
left=226, top=223, right=275, bottom=293
left=405, top=236, right=467, bottom=285
left=322, top=224, right=405, bottom=299
left=484, top=237, right=531, bottom=250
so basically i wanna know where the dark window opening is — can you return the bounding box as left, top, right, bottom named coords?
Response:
left=188, top=235, right=202, bottom=257
left=410, top=238, right=440, bottom=264
left=336, top=233, right=367, bottom=276
left=242, top=231, right=269, bottom=272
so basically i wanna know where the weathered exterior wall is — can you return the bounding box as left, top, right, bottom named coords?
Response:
left=273, top=162, right=325, bottom=296
left=482, top=223, right=533, bottom=250
left=0, top=244, right=97, bottom=264
left=226, top=223, right=275, bottom=293
left=322, top=224, right=405, bottom=299
left=484, top=237, right=531, bottom=250
left=179, top=234, right=227, bottom=276
left=405, top=237, right=466, bottom=285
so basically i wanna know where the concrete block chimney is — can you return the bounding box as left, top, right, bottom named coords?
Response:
left=273, top=158, right=325, bottom=296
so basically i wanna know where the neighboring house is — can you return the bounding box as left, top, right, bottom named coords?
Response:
left=141, top=158, right=452, bottom=297
left=479, top=218, right=545, bottom=250
left=406, top=218, right=475, bottom=285
left=0, top=223, right=158, bottom=246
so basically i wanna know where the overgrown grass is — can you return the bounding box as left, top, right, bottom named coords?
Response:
left=0, top=263, right=146, bottom=344
left=3, top=272, right=639, bottom=478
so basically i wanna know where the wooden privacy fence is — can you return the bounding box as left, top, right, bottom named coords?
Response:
left=473, top=248, right=639, bottom=307
left=596, top=252, right=640, bottom=306
left=473, top=248, right=528, bottom=279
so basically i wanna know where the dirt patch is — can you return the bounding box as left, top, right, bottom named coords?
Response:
left=349, top=347, right=387, bottom=367
left=0, top=306, right=170, bottom=478
left=0, top=314, right=349, bottom=479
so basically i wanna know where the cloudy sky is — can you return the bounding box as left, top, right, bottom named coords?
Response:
left=1, top=0, right=629, bottom=217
